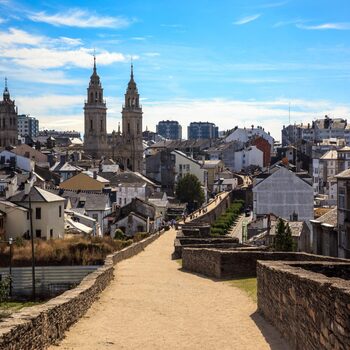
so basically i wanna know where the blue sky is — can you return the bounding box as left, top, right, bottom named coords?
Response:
left=1, top=0, right=350, bottom=140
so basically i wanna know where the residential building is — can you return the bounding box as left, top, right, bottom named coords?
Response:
left=156, top=120, right=182, bottom=140
left=0, top=201, right=30, bottom=239
left=50, top=155, right=84, bottom=181
left=337, top=146, right=350, bottom=172
left=251, top=136, right=271, bottom=167
left=225, top=126, right=274, bottom=151
left=146, top=139, right=212, bottom=159
left=145, top=149, right=176, bottom=195
left=172, top=150, right=208, bottom=187
left=59, top=171, right=110, bottom=191
left=282, top=116, right=350, bottom=146
left=310, top=207, right=338, bottom=257
left=47, top=188, right=111, bottom=235
left=108, top=197, right=161, bottom=236
left=188, top=122, right=218, bottom=140
left=9, top=185, right=65, bottom=239
left=101, top=171, right=159, bottom=207
left=11, top=144, right=48, bottom=167
left=336, top=169, right=350, bottom=258
left=202, top=160, right=225, bottom=191
left=17, top=114, right=39, bottom=139
left=0, top=149, right=34, bottom=172
left=0, top=79, right=18, bottom=149
left=253, top=166, right=314, bottom=222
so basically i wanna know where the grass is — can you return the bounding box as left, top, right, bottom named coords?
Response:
left=175, top=259, right=182, bottom=267
left=0, top=233, right=151, bottom=267
left=0, top=301, right=42, bottom=321
left=227, top=277, right=257, bottom=303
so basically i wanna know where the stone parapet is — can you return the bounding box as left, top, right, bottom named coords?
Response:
left=0, top=231, right=163, bottom=350
left=257, top=261, right=350, bottom=350
left=182, top=248, right=348, bottom=279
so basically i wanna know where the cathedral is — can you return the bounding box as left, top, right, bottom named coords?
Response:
left=0, top=78, right=18, bottom=149
left=83, top=57, right=144, bottom=172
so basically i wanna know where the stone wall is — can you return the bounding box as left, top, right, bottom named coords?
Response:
left=257, top=261, right=350, bottom=350
left=190, top=192, right=232, bottom=225
left=0, top=231, right=163, bottom=350
left=182, top=247, right=348, bottom=279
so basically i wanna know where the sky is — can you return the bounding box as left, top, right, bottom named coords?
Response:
left=1, top=0, right=350, bottom=141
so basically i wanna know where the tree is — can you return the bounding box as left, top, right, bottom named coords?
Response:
left=175, top=173, right=205, bottom=208
left=274, top=218, right=296, bottom=251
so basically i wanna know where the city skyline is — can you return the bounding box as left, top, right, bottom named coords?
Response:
left=1, top=0, right=350, bottom=140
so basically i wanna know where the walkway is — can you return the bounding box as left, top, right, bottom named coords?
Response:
left=51, top=229, right=289, bottom=350
left=230, top=213, right=252, bottom=242
left=182, top=191, right=230, bottom=224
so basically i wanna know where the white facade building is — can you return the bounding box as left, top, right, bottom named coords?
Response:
left=0, top=150, right=34, bottom=172
left=172, top=150, right=208, bottom=187
left=253, top=167, right=314, bottom=222
left=224, top=127, right=274, bottom=151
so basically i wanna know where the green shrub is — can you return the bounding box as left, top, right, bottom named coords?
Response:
left=114, top=229, right=127, bottom=240
left=0, top=276, right=11, bottom=303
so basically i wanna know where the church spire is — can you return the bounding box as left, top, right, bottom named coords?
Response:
left=130, top=58, right=134, bottom=81
left=3, top=77, right=10, bottom=101
left=93, top=50, right=97, bottom=74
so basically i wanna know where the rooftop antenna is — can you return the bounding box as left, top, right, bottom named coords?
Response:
left=4, top=76, right=7, bottom=89
left=288, top=102, right=291, bottom=125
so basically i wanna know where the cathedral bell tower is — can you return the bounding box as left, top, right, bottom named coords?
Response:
left=121, top=63, right=143, bottom=172
left=84, top=56, right=107, bottom=159
left=0, top=78, right=18, bottom=149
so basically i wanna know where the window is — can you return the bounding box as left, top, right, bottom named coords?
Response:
left=128, top=123, right=130, bottom=134
left=339, top=187, right=345, bottom=209
left=92, top=214, right=98, bottom=221
left=35, top=229, right=41, bottom=238
left=90, top=119, right=93, bottom=131
left=124, top=198, right=127, bottom=204
left=36, top=207, right=41, bottom=220
left=59, top=205, right=62, bottom=218
left=50, top=229, right=53, bottom=238
left=119, top=198, right=122, bottom=205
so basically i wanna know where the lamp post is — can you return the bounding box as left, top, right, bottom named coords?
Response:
left=8, top=237, right=13, bottom=297
left=28, top=194, right=36, bottom=300
left=0, top=238, right=13, bottom=297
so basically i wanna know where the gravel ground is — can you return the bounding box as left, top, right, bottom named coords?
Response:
left=51, top=228, right=289, bottom=350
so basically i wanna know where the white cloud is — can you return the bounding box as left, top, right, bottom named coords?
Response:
left=258, top=1, right=288, bottom=8
left=57, top=37, right=83, bottom=46
left=297, top=22, right=350, bottom=30
left=0, top=17, right=6, bottom=24
left=28, top=9, right=133, bottom=28
left=0, top=28, right=129, bottom=69
left=233, top=14, right=261, bottom=25
left=144, top=52, right=160, bottom=57
left=0, top=28, right=44, bottom=47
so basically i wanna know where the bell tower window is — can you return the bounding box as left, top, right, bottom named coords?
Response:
left=127, top=122, right=130, bottom=134
left=90, top=92, right=93, bottom=102
left=90, top=119, right=93, bottom=131
left=101, top=119, right=103, bottom=131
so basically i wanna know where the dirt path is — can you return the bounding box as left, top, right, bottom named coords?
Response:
left=51, top=229, right=289, bottom=350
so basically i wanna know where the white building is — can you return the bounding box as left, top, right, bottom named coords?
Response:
left=231, top=146, right=263, bottom=172
left=253, top=166, right=314, bottom=222
left=9, top=185, right=65, bottom=239
left=0, top=200, right=30, bottom=239
left=224, top=127, right=274, bottom=151
left=172, top=150, right=208, bottom=187
left=0, top=150, right=34, bottom=172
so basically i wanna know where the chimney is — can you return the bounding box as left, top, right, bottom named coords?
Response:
left=93, top=171, right=97, bottom=179
left=24, top=180, right=32, bottom=195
